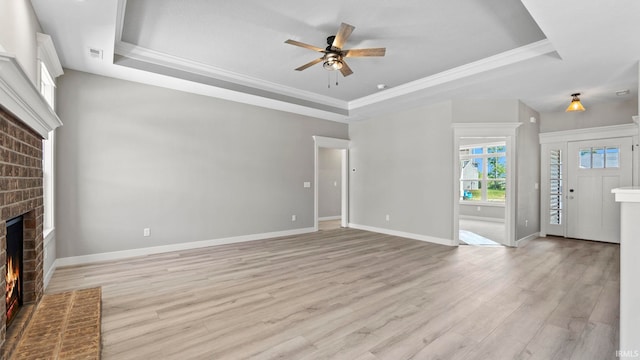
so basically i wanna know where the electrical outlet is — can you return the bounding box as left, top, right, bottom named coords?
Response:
left=143, top=228, right=150, bottom=237
left=385, top=214, right=390, bottom=221
left=291, top=215, right=296, bottom=222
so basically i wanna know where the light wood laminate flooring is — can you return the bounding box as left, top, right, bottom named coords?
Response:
left=46, top=229, right=620, bottom=359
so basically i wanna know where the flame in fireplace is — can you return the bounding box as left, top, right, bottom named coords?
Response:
left=5, top=256, right=20, bottom=305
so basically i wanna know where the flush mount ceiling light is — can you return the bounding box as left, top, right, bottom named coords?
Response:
left=565, top=93, right=586, bottom=112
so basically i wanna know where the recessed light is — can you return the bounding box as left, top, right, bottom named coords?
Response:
left=616, top=89, right=630, bottom=96
left=377, top=84, right=388, bottom=90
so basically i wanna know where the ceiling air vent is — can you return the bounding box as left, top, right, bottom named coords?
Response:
left=88, top=47, right=103, bottom=60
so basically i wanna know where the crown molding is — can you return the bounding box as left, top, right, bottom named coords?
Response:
left=0, top=54, right=63, bottom=138
left=36, top=33, right=63, bottom=78
left=349, top=39, right=556, bottom=110
left=114, top=41, right=349, bottom=111
left=112, top=0, right=555, bottom=122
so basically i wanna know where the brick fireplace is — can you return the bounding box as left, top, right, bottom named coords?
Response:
left=1, top=53, right=61, bottom=355
left=0, top=107, right=45, bottom=352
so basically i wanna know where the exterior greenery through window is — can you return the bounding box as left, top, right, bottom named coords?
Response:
left=459, top=142, right=506, bottom=203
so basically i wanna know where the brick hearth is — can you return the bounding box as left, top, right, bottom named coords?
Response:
left=0, top=106, right=45, bottom=354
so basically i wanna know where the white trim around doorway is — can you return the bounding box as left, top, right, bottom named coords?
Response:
left=313, top=136, right=350, bottom=231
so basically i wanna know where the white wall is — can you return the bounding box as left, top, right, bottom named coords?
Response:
left=540, top=98, right=637, bottom=133
left=55, top=70, right=348, bottom=258
left=0, top=0, right=42, bottom=84
left=318, top=148, right=342, bottom=218
left=349, top=101, right=454, bottom=241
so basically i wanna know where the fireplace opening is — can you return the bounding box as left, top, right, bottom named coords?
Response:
left=5, top=215, right=24, bottom=329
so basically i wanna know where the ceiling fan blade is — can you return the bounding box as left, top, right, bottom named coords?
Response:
left=332, top=23, right=355, bottom=49
left=285, top=39, right=324, bottom=52
left=295, top=57, right=324, bottom=71
left=339, top=60, right=353, bottom=77
left=344, top=48, right=386, bottom=57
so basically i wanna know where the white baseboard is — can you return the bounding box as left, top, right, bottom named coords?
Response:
left=56, top=227, right=316, bottom=267
left=516, top=232, right=540, bottom=247
left=459, top=215, right=505, bottom=223
left=348, top=223, right=455, bottom=247
left=43, top=259, right=57, bottom=290
left=319, top=216, right=341, bottom=221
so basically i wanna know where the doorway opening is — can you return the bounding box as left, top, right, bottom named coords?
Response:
left=458, top=139, right=507, bottom=246
left=453, top=123, right=521, bottom=247
left=313, top=136, right=349, bottom=231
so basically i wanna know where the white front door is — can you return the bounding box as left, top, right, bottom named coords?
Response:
left=567, top=137, right=632, bottom=243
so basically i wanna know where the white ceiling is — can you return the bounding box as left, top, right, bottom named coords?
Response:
left=31, top=0, right=640, bottom=122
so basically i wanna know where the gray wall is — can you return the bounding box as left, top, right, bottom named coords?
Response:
left=318, top=148, right=341, bottom=218
left=349, top=101, right=454, bottom=240
left=452, top=99, right=520, bottom=123
left=516, top=102, right=541, bottom=240
left=453, top=99, right=541, bottom=242
left=55, top=70, right=347, bottom=257
left=459, top=204, right=504, bottom=220
left=349, top=99, right=541, bottom=244
left=540, top=98, right=637, bottom=133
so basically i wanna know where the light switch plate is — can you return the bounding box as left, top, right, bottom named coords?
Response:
left=303, top=182, right=311, bottom=188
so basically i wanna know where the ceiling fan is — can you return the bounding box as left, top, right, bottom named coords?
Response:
left=285, top=22, right=386, bottom=77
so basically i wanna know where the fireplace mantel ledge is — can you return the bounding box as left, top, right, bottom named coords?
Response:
left=0, top=53, right=62, bottom=139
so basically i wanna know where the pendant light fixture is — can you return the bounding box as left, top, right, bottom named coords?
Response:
left=566, top=93, right=586, bottom=112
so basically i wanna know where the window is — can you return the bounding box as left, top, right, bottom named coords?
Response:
left=549, top=149, right=562, bottom=225
left=579, top=147, right=619, bottom=169
left=459, top=143, right=506, bottom=203
left=40, top=62, right=56, bottom=236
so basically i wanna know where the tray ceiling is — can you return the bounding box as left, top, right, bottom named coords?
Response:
left=31, top=0, right=640, bottom=121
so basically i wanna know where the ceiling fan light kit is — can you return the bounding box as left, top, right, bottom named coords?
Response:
left=285, top=22, right=385, bottom=78
left=323, top=52, right=343, bottom=71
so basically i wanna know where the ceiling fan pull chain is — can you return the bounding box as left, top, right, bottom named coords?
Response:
left=336, top=72, right=339, bottom=87
left=328, top=72, right=331, bottom=88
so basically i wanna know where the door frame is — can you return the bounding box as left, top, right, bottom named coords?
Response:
left=313, top=136, right=350, bottom=231
left=539, top=122, right=640, bottom=237
left=453, top=123, right=521, bottom=247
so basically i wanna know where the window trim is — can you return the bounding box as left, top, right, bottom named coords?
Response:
left=37, top=33, right=62, bottom=241
left=453, top=122, right=521, bottom=247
